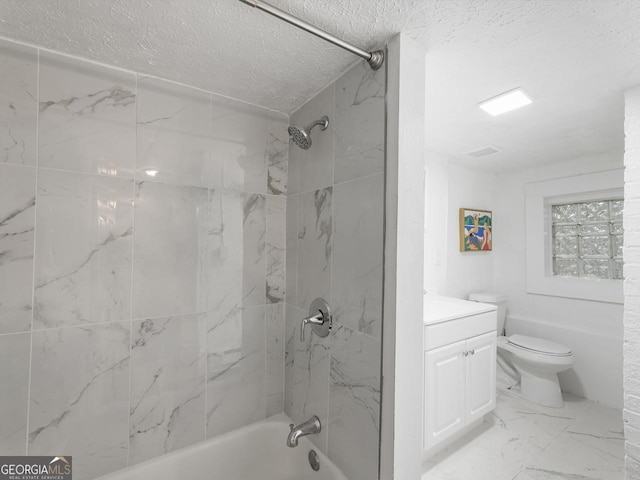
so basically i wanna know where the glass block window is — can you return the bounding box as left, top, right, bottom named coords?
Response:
left=552, top=199, right=623, bottom=279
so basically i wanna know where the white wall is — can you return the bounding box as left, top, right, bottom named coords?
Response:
left=494, top=151, right=624, bottom=408
left=381, top=33, right=426, bottom=480
left=425, top=150, right=624, bottom=408
left=623, top=84, right=640, bottom=478
left=423, top=152, right=448, bottom=295
left=424, top=152, right=496, bottom=300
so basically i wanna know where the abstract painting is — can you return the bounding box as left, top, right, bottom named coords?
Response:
left=460, top=208, right=492, bottom=252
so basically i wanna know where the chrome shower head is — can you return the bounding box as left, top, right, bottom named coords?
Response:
left=288, top=116, right=329, bottom=150
left=288, top=125, right=312, bottom=150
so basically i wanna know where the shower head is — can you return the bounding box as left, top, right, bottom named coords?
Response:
left=288, top=116, right=329, bottom=150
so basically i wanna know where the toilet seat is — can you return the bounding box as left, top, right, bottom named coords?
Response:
left=508, top=334, right=572, bottom=357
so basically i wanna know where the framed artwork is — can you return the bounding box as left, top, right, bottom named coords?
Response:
left=459, top=208, right=492, bottom=252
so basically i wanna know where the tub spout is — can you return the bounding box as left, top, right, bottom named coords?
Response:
left=287, top=416, right=321, bottom=447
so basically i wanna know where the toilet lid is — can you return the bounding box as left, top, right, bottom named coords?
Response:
left=508, top=334, right=572, bottom=356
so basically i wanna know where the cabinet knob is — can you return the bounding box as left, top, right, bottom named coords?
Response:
left=463, top=351, right=469, bottom=357
left=470, top=349, right=475, bottom=355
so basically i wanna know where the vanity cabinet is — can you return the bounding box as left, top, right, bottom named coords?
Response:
left=422, top=305, right=497, bottom=454
left=465, top=332, right=497, bottom=423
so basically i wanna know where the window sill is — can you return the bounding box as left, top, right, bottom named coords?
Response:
left=526, top=274, right=623, bottom=304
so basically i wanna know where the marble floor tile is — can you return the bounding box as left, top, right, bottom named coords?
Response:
left=422, top=392, right=624, bottom=480
left=565, top=402, right=625, bottom=459
left=488, top=392, right=576, bottom=450
left=522, top=430, right=624, bottom=479
left=513, top=472, right=538, bottom=480
left=423, top=437, right=522, bottom=480
left=479, top=411, right=545, bottom=469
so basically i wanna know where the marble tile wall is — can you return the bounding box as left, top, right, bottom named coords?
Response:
left=284, top=58, right=386, bottom=480
left=0, top=38, right=288, bottom=480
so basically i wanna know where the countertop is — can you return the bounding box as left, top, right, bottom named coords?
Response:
left=424, top=295, right=497, bottom=325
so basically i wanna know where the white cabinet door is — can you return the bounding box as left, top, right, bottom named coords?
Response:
left=424, top=340, right=466, bottom=450
left=465, top=332, right=496, bottom=424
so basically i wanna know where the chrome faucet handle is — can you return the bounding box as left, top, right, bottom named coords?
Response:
left=299, top=298, right=332, bottom=342
left=300, top=311, right=324, bottom=341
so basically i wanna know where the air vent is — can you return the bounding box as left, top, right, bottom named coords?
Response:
left=466, top=145, right=501, bottom=157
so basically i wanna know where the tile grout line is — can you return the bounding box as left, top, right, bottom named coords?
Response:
left=281, top=113, right=289, bottom=418
left=288, top=170, right=384, bottom=198
left=264, top=185, right=269, bottom=418
left=204, top=88, right=213, bottom=441
left=280, top=193, right=287, bottom=414
left=125, top=71, right=139, bottom=467
left=264, top=115, right=270, bottom=418
left=30, top=160, right=278, bottom=197
left=325, top=85, right=336, bottom=455
left=0, top=35, right=288, bottom=117
left=24, top=45, right=40, bottom=457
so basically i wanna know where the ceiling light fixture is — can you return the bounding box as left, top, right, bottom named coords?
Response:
left=466, top=145, right=501, bottom=157
left=144, top=169, right=159, bottom=177
left=479, top=88, right=533, bottom=116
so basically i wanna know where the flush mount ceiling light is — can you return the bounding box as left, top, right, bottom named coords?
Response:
left=479, top=88, right=533, bottom=116
left=144, top=169, right=159, bottom=177
left=466, top=145, right=501, bottom=157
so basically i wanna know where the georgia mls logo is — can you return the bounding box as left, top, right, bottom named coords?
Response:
left=0, top=456, right=72, bottom=480
left=49, top=457, right=71, bottom=473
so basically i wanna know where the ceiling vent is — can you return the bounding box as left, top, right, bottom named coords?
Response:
left=466, top=145, right=501, bottom=157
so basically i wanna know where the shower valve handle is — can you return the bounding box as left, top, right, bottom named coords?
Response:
left=301, top=311, right=325, bottom=341
left=300, top=298, right=333, bottom=342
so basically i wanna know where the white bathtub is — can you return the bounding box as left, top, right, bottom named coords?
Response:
left=97, top=414, right=347, bottom=480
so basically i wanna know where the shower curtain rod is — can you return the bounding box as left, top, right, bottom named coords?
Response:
left=237, top=0, right=384, bottom=70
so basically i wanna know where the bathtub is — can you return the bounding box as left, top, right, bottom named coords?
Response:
left=97, top=414, right=347, bottom=480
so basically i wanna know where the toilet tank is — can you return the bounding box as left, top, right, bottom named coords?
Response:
left=468, top=292, right=507, bottom=334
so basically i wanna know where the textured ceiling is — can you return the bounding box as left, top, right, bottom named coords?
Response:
left=421, top=0, right=640, bottom=170
left=1, top=0, right=639, bottom=170
left=0, top=0, right=411, bottom=113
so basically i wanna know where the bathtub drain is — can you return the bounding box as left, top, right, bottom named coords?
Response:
left=308, top=449, right=320, bottom=471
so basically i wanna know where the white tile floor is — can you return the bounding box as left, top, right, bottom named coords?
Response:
left=422, top=392, right=624, bottom=480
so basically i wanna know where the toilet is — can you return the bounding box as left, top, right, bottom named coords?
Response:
left=468, top=292, right=574, bottom=408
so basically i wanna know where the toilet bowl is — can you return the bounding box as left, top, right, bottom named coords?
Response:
left=497, top=335, right=573, bottom=408
left=468, top=292, right=574, bottom=408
